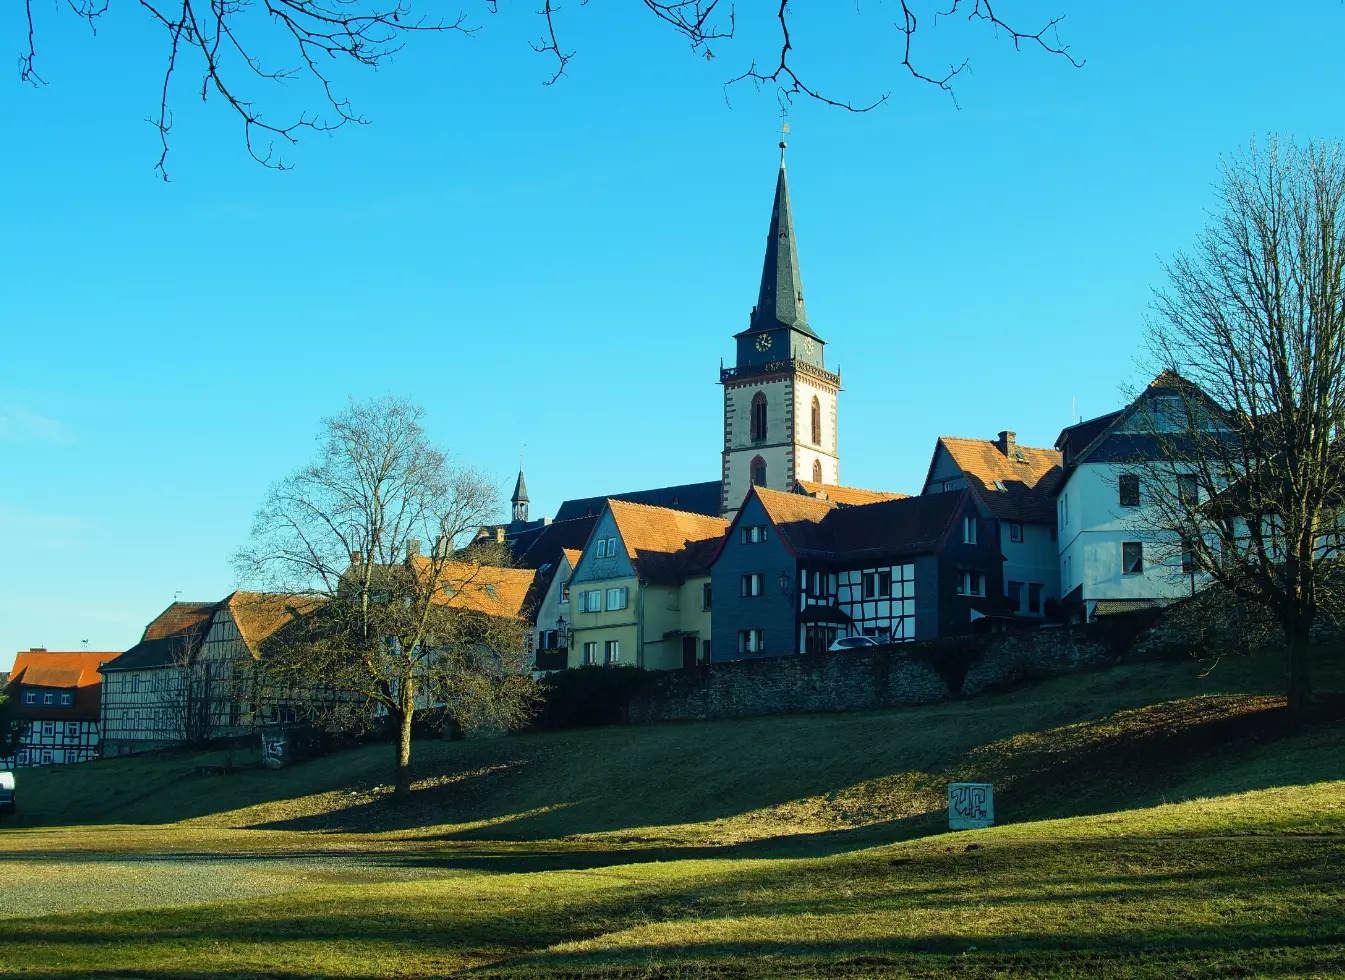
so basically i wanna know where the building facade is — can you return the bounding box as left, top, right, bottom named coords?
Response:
left=1, top=649, right=112, bottom=768
left=721, top=145, right=841, bottom=517
left=922, top=430, right=1064, bottom=619
left=567, top=499, right=727, bottom=670
left=710, top=487, right=1005, bottom=661
left=1053, top=374, right=1216, bottom=620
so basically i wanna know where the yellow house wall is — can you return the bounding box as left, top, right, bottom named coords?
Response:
left=568, top=574, right=641, bottom=667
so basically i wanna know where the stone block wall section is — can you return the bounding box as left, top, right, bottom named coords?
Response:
left=624, top=628, right=1113, bottom=725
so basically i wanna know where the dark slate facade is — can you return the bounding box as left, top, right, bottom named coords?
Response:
left=710, top=487, right=1006, bottom=662
left=554, top=481, right=723, bottom=523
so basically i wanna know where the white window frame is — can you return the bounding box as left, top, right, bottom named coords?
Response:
left=962, top=516, right=977, bottom=545
left=582, top=641, right=598, bottom=664
left=605, top=587, right=628, bottom=611
left=60, top=693, right=73, bottom=706
left=24, top=692, right=35, bottom=704
left=604, top=639, right=620, bottom=664
left=738, top=628, right=765, bottom=654
left=595, top=539, right=607, bottom=558
left=956, top=571, right=985, bottom=597
left=741, top=573, right=764, bottom=597
left=579, top=590, right=602, bottom=613
left=43, top=693, right=54, bottom=705
left=1009, top=522, right=1023, bottom=543
left=559, top=581, right=570, bottom=603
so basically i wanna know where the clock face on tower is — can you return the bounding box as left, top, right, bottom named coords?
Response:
left=755, top=333, right=774, bottom=352
left=802, top=338, right=815, bottom=357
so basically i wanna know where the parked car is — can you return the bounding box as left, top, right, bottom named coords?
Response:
left=0, top=771, right=15, bottom=816
left=829, top=635, right=882, bottom=652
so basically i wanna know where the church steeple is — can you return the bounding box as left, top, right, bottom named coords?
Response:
left=511, top=469, right=529, bottom=524
left=749, top=142, right=817, bottom=338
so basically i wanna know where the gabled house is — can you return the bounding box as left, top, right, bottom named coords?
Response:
left=1053, top=372, right=1219, bottom=620
left=1, top=649, right=114, bottom=768
left=710, top=486, right=1005, bottom=660
left=567, top=499, right=729, bottom=670
left=922, top=430, right=1064, bottom=618
left=532, top=548, right=583, bottom=672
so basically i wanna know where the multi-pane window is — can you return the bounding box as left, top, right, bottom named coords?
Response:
left=594, top=536, right=619, bottom=559
left=740, top=573, right=764, bottom=597
left=538, top=630, right=559, bottom=650
left=1007, top=580, right=1024, bottom=611
left=962, top=516, right=978, bottom=544
left=740, top=525, right=769, bottom=544
left=1177, top=474, right=1199, bottom=506
left=1118, top=474, right=1140, bottom=507
left=24, top=692, right=34, bottom=704
left=604, top=640, right=621, bottom=664
left=605, top=587, right=629, bottom=611
left=956, top=571, right=986, bottom=596
left=701, top=582, right=713, bottom=609
left=750, top=392, right=768, bottom=441
left=862, top=571, right=893, bottom=599
left=60, top=693, right=72, bottom=706
left=1122, top=542, right=1144, bottom=575
left=582, top=642, right=598, bottom=664
left=43, top=693, right=53, bottom=705
left=738, top=629, right=765, bottom=654
left=877, top=570, right=892, bottom=597
left=559, top=581, right=570, bottom=603
left=579, top=590, right=603, bottom=613
left=1027, top=583, right=1043, bottom=614
left=1009, top=522, right=1023, bottom=543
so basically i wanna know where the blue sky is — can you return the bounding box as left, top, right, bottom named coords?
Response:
left=2, top=2, right=1342, bottom=669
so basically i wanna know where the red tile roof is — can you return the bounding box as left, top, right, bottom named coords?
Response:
left=607, top=499, right=730, bottom=584
left=936, top=436, right=1063, bottom=523
left=412, top=557, right=538, bottom=619
left=793, top=481, right=907, bottom=506
left=225, top=592, right=325, bottom=656
left=6, top=650, right=114, bottom=721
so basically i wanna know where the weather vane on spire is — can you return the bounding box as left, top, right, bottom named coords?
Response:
left=779, top=107, right=790, bottom=165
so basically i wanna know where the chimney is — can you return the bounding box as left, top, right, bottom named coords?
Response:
left=495, top=527, right=505, bottom=544
left=350, top=550, right=363, bottom=565
left=406, top=538, right=422, bottom=561
left=997, top=430, right=1016, bottom=456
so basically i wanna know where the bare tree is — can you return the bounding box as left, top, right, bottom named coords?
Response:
left=0, top=692, right=20, bottom=761
left=1139, top=136, right=1345, bottom=712
left=235, top=396, right=536, bottom=795
left=17, top=0, right=1082, bottom=178
left=154, top=630, right=215, bottom=747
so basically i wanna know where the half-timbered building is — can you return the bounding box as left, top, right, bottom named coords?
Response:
left=710, top=486, right=1006, bottom=660
left=1, top=649, right=114, bottom=768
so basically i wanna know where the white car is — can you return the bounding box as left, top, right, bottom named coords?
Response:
left=829, top=635, right=882, bottom=652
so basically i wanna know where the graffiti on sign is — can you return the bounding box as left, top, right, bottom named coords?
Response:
left=947, top=782, right=994, bottom=830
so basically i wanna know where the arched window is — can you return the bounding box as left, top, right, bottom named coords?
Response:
left=812, top=459, right=823, bottom=484
left=810, top=396, right=821, bottom=445
left=750, top=392, right=768, bottom=442
left=751, top=456, right=767, bottom=487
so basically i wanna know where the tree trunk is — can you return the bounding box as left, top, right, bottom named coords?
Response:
left=1287, top=623, right=1314, bottom=714
left=393, top=706, right=414, bottom=797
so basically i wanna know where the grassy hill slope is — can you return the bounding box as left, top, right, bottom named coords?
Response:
left=3, top=651, right=1344, bottom=978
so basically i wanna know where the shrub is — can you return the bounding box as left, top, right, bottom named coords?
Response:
left=532, top=665, right=657, bottom=730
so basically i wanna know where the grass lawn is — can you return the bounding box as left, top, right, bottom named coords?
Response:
left=3, top=652, right=1344, bottom=978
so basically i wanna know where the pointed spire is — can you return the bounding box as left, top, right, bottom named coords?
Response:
left=750, top=141, right=812, bottom=334
left=511, top=469, right=529, bottom=523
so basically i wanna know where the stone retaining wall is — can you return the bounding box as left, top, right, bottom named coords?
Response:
left=625, top=627, right=1113, bottom=724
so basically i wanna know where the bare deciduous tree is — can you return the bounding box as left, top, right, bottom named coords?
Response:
left=17, top=0, right=1082, bottom=178
left=155, top=630, right=215, bottom=747
left=236, top=396, right=536, bottom=795
left=1139, top=136, right=1345, bottom=712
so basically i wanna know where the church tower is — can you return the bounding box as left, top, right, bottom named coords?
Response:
left=720, top=143, right=841, bottom=517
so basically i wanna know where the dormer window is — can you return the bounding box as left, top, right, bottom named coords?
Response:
left=60, top=693, right=73, bottom=706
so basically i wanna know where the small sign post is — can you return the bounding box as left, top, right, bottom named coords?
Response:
left=948, top=782, right=994, bottom=830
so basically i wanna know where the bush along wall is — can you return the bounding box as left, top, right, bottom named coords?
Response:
left=531, top=665, right=659, bottom=730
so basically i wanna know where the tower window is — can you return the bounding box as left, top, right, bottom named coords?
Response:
left=810, top=396, right=821, bottom=445
left=812, top=459, right=822, bottom=484
left=751, top=456, right=767, bottom=487
left=750, top=392, right=768, bottom=441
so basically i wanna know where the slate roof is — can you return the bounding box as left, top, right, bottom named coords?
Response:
left=102, top=601, right=220, bottom=673
left=510, top=516, right=600, bottom=570
left=6, top=650, right=113, bottom=721
left=751, top=486, right=966, bottom=562
left=746, top=150, right=818, bottom=338
left=935, top=437, right=1063, bottom=524
left=793, top=481, right=907, bottom=507
left=554, top=481, right=722, bottom=523
left=607, top=499, right=731, bottom=586
left=511, top=469, right=529, bottom=504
